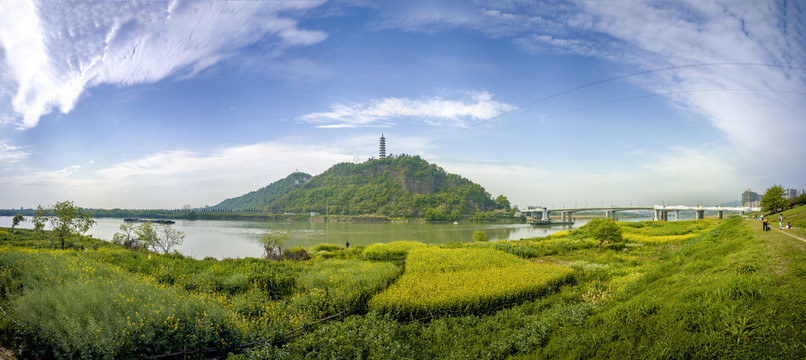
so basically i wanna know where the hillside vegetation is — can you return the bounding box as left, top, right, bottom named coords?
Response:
left=0, top=208, right=804, bottom=359
left=212, top=155, right=500, bottom=218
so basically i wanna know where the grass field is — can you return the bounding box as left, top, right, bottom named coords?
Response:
left=1, top=209, right=804, bottom=359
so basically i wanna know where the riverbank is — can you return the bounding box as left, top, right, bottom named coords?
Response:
left=0, top=216, right=579, bottom=259
left=0, top=213, right=803, bottom=358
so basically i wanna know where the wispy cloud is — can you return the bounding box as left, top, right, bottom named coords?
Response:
left=0, top=0, right=327, bottom=129
left=376, top=0, right=806, bottom=182
left=300, top=91, right=514, bottom=128
left=575, top=1, right=806, bottom=162
left=0, top=139, right=30, bottom=164
left=0, top=140, right=352, bottom=209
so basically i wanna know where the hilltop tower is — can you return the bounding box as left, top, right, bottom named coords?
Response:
left=379, top=134, right=386, bottom=159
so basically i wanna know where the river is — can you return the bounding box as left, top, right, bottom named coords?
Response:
left=0, top=216, right=652, bottom=259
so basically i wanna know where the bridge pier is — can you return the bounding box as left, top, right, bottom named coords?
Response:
left=543, top=208, right=549, bottom=221
left=695, top=210, right=704, bottom=220
left=718, top=210, right=723, bottom=219
left=674, top=209, right=680, bottom=221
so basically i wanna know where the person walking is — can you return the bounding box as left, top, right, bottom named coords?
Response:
left=763, top=217, right=769, bottom=231
left=778, top=214, right=783, bottom=230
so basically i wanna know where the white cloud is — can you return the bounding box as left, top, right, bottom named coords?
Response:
left=300, top=91, right=514, bottom=128
left=0, top=132, right=446, bottom=209
left=0, top=140, right=352, bottom=209
left=572, top=0, right=806, bottom=178
left=0, top=139, right=30, bottom=164
left=376, top=0, right=806, bottom=185
left=0, top=0, right=327, bottom=129
left=441, top=146, right=743, bottom=208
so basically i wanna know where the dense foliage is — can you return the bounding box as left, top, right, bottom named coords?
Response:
left=212, top=155, right=499, bottom=217
left=586, top=217, right=624, bottom=250
left=32, top=201, right=96, bottom=249
left=761, top=184, right=786, bottom=214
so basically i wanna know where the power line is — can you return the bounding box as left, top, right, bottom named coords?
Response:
left=413, top=62, right=806, bottom=152
left=464, top=88, right=806, bottom=143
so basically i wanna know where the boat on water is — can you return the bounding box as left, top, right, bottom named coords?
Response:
left=529, top=220, right=574, bottom=226
left=123, top=217, right=175, bottom=224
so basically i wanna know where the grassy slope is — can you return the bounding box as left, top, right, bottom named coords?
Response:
left=527, top=217, right=806, bottom=359
left=777, top=205, right=806, bottom=239
left=241, top=217, right=805, bottom=360
left=2, top=211, right=805, bottom=359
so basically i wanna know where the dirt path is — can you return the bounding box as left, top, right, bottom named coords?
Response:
left=778, top=229, right=806, bottom=243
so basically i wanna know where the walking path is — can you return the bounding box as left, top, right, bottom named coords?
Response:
left=778, top=229, right=806, bottom=243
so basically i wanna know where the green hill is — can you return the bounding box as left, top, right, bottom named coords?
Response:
left=212, top=155, right=500, bottom=218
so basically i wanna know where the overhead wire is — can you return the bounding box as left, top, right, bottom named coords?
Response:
left=411, top=62, right=806, bottom=152
left=462, top=88, right=806, bottom=144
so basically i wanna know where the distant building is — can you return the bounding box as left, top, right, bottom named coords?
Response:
left=786, top=188, right=799, bottom=199
left=379, top=134, right=386, bottom=159
left=742, top=189, right=760, bottom=207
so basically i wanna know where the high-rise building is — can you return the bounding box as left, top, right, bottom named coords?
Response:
left=379, top=134, right=386, bottom=159
left=786, top=188, right=799, bottom=199
left=742, top=189, right=760, bottom=207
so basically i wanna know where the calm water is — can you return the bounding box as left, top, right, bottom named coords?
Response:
left=0, top=216, right=653, bottom=259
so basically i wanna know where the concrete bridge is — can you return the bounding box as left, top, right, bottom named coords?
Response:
left=521, top=205, right=760, bottom=223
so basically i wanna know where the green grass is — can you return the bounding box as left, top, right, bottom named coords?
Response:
left=368, top=247, right=574, bottom=318
left=2, top=209, right=805, bottom=359
left=0, top=248, right=250, bottom=359
left=238, top=216, right=805, bottom=359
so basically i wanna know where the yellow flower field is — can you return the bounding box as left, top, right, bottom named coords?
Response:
left=369, top=247, right=574, bottom=318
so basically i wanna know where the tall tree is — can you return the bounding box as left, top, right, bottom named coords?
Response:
left=760, top=185, right=786, bottom=214
left=32, top=201, right=95, bottom=249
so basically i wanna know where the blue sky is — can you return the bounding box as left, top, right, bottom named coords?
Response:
left=0, top=0, right=804, bottom=210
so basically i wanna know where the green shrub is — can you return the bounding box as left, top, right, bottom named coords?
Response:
left=310, top=243, right=343, bottom=252
left=473, top=230, right=488, bottom=242
left=282, top=247, right=310, bottom=261
left=362, top=241, right=425, bottom=259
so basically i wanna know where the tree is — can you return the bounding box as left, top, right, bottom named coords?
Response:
left=135, top=221, right=159, bottom=251
left=32, top=201, right=96, bottom=249
left=11, top=214, right=24, bottom=231
left=761, top=185, right=786, bottom=214
left=262, top=227, right=290, bottom=260
left=587, top=217, right=623, bottom=251
left=112, top=222, right=143, bottom=250
left=495, top=195, right=511, bottom=210
left=473, top=230, right=488, bottom=242
left=153, top=224, right=185, bottom=254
